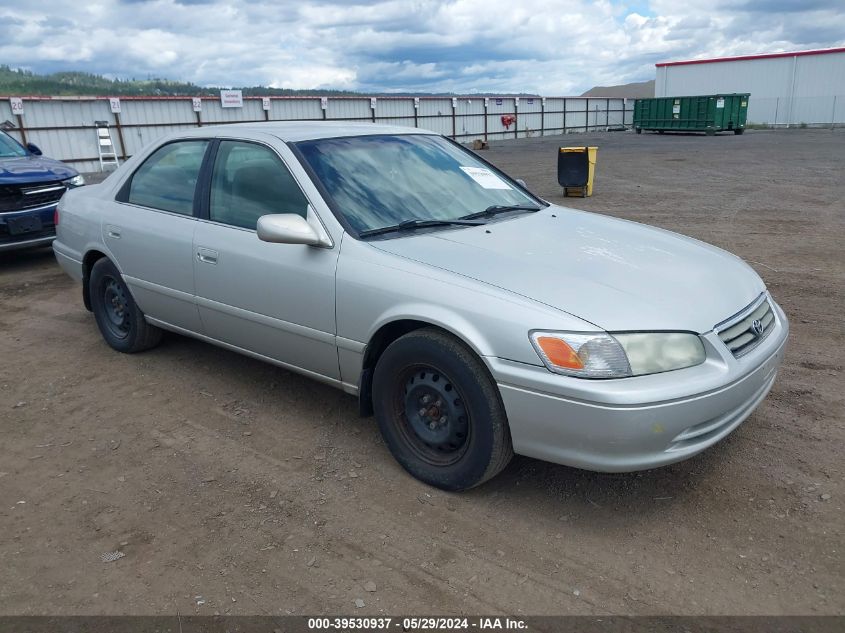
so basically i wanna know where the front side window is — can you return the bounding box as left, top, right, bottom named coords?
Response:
left=0, top=130, right=27, bottom=158
left=295, top=134, right=538, bottom=234
left=127, top=140, right=209, bottom=215
left=209, top=140, right=308, bottom=230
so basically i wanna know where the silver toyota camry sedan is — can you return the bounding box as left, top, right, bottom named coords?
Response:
left=53, top=122, right=788, bottom=490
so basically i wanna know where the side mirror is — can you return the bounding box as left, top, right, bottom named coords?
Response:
left=515, top=178, right=527, bottom=189
left=257, top=213, right=327, bottom=246
left=26, top=143, right=42, bottom=156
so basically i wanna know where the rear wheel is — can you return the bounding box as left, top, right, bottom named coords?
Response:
left=89, top=258, right=162, bottom=353
left=734, top=128, right=744, bottom=135
left=372, top=328, right=513, bottom=490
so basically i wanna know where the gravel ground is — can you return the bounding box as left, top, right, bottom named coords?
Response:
left=0, top=128, right=842, bottom=616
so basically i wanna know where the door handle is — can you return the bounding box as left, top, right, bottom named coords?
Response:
left=106, top=225, right=121, bottom=239
left=197, top=247, right=218, bottom=265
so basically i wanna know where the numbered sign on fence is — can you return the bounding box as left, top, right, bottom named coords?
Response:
left=262, top=97, right=271, bottom=111
left=320, top=97, right=328, bottom=110
left=192, top=98, right=202, bottom=112
left=109, top=98, right=121, bottom=114
left=10, top=97, right=23, bottom=115
left=370, top=98, right=377, bottom=110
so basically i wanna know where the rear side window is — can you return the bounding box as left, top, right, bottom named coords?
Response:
left=209, top=140, right=308, bottom=230
left=127, top=140, right=209, bottom=215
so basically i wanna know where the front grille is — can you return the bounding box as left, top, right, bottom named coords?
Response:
left=715, top=295, right=776, bottom=357
left=0, top=182, right=67, bottom=213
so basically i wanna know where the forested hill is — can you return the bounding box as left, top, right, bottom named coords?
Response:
left=0, top=67, right=541, bottom=98
left=0, top=66, right=366, bottom=97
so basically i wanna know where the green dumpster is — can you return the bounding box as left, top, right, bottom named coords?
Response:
left=634, top=94, right=749, bottom=135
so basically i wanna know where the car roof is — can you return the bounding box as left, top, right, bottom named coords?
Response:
left=174, top=121, right=439, bottom=143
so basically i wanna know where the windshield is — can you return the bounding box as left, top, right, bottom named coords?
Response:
left=0, top=130, right=27, bottom=158
left=295, top=134, right=540, bottom=235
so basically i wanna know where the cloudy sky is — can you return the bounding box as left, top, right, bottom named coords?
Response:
left=2, top=0, right=844, bottom=94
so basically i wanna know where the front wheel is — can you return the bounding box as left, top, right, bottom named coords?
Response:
left=89, top=258, right=162, bottom=353
left=372, top=328, right=513, bottom=490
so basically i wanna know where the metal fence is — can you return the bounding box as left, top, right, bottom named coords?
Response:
left=0, top=95, right=634, bottom=172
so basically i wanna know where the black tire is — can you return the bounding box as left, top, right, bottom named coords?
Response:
left=372, top=328, right=513, bottom=491
left=734, top=128, right=744, bottom=135
left=635, top=128, right=642, bottom=134
left=89, top=258, right=162, bottom=353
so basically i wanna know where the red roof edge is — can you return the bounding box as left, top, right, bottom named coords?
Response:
left=656, top=47, right=845, bottom=67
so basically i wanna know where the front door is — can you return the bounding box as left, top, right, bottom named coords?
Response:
left=192, top=139, right=340, bottom=380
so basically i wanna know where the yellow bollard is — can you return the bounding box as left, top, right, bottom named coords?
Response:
left=586, top=146, right=597, bottom=197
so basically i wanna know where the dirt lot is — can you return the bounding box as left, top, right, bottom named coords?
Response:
left=1, top=129, right=842, bottom=616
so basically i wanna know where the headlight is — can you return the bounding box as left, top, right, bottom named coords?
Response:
left=530, top=331, right=705, bottom=379
left=613, top=332, right=706, bottom=376
left=63, top=174, right=85, bottom=188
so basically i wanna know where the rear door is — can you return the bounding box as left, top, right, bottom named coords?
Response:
left=107, top=139, right=209, bottom=332
left=192, top=138, right=340, bottom=380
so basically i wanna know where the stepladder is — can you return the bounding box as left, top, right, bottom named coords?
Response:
left=96, top=124, right=120, bottom=171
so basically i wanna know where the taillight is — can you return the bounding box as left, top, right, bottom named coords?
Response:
left=54, top=208, right=59, bottom=226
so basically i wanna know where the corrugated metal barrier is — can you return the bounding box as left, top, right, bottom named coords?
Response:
left=0, top=95, right=634, bottom=172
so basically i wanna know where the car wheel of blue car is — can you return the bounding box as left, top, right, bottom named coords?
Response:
left=89, top=258, right=163, bottom=353
left=373, top=327, right=513, bottom=490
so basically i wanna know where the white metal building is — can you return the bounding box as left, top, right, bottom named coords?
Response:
left=655, top=47, right=845, bottom=126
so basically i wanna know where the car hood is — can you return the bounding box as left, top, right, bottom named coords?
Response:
left=0, top=155, right=77, bottom=184
left=371, top=207, right=765, bottom=333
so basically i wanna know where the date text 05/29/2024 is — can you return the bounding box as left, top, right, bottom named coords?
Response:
left=306, top=617, right=528, bottom=631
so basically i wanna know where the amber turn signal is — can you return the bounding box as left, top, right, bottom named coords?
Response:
left=535, top=336, right=585, bottom=370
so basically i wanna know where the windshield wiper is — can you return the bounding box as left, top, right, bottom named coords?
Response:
left=359, top=218, right=484, bottom=238
left=458, top=204, right=541, bottom=221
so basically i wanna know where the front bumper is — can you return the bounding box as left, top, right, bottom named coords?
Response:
left=0, top=234, right=55, bottom=252
left=0, top=203, right=57, bottom=252
left=492, top=300, right=789, bottom=472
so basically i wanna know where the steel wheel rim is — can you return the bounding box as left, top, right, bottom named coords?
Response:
left=392, top=364, right=471, bottom=466
left=102, top=275, right=131, bottom=340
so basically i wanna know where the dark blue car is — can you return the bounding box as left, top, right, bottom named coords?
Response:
left=0, top=129, right=84, bottom=252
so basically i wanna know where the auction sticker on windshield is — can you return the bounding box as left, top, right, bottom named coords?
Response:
left=459, top=166, right=511, bottom=189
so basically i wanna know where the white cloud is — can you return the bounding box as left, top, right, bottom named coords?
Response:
left=0, top=0, right=843, bottom=93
